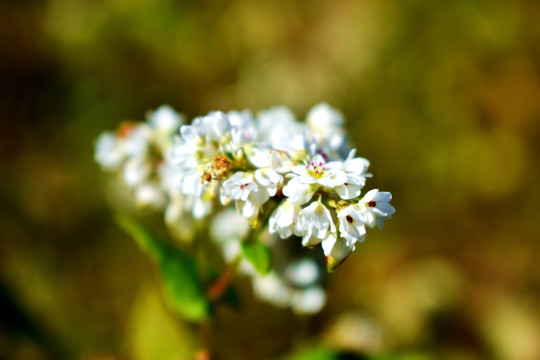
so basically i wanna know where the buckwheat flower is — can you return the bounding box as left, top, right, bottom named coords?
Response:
left=176, top=119, right=205, bottom=156
left=95, top=122, right=150, bottom=170
left=176, top=170, right=215, bottom=219
left=254, top=168, right=282, bottom=197
left=244, top=147, right=273, bottom=168
left=306, top=103, right=344, bottom=136
left=95, top=132, right=123, bottom=169
left=358, top=189, right=396, bottom=229
left=256, top=106, right=309, bottom=160
left=337, top=205, right=367, bottom=245
left=282, top=154, right=347, bottom=205
left=173, top=112, right=231, bottom=171
left=291, top=286, right=326, bottom=315
left=192, top=197, right=213, bottom=220
left=306, top=103, right=346, bottom=152
left=200, top=111, right=231, bottom=142
left=285, top=258, right=320, bottom=287
left=292, top=154, right=346, bottom=188
left=149, top=105, right=182, bottom=133
left=210, top=208, right=250, bottom=243
left=257, top=106, right=298, bottom=143
left=227, top=110, right=257, bottom=145
left=252, top=272, right=293, bottom=308
left=221, top=172, right=257, bottom=203
left=322, top=236, right=355, bottom=272
left=281, top=177, right=317, bottom=206
left=123, top=157, right=151, bottom=187
left=120, top=124, right=151, bottom=159
left=296, top=199, right=337, bottom=248
left=221, top=172, right=266, bottom=220
left=245, top=147, right=294, bottom=174
left=134, top=182, right=167, bottom=208
left=181, top=172, right=206, bottom=197
left=164, top=194, right=186, bottom=229
left=306, top=103, right=351, bottom=159
left=269, top=202, right=302, bottom=238
left=147, top=105, right=184, bottom=151
left=335, top=150, right=371, bottom=200
left=161, top=161, right=195, bottom=234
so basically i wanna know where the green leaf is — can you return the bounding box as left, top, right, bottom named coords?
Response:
left=369, top=354, right=431, bottom=360
left=282, top=346, right=338, bottom=360
left=126, top=286, right=198, bottom=360
left=116, top=215, right=209, bottom=322
left=241, top=241, right=272, bottom=275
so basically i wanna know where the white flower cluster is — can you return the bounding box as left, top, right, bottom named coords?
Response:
left=95, top=105, right=184, bottom=208
left=168, top=103, right=395, bottom=270
left=95, top=103, right=395, bottom=312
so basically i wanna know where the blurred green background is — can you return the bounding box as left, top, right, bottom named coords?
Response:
left=2, top=0, right=540, bottom=359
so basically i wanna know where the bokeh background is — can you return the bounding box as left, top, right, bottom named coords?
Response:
left=2, top=0, right=540, bottom=359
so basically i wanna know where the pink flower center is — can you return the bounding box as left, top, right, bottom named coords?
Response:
left=306, top=160, right=326, bottom=179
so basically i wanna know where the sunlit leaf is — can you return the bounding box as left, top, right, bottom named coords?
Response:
left=127, top=286, right=197, bottom=360
left=281, top=346, right=338, bottom=360
left=370, top=354, right=431, bottom=360
left=241, top=241, right=271, bottom=275
left=116, top=215, right=209, bottom=321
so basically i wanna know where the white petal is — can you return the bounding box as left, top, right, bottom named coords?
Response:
left=318, top=170, right=347, bottom=188
left=282, top=178, right=316, bottom=205
left=247, top=148, right=272, bottom=168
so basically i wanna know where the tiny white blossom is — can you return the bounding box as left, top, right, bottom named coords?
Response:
left=291, top=154, right=346, bottom=187
left=148, top=105, right=183, bottom=152
left=227, top=110, right=256, bottom=145
left=254, top=168, right=282, bottom=197
left=282, top=154, right=348, bottom=206
left=359, top=189, right=396, bottom=229
left=291, top=286, right=326, bottom=315
left=181, top=172, right=205, bottom=197
left=200, top=111, right=231, bottom=142
left=149, top=105, right=183, bottom=133
left=296, top=200, right=337, bottom=248
left=306, top=103, right=344, bottom=138
left=95, top=132, right=123, bottom=169
left=322, top=236, right=355, bottom=271
left=123, top=157, right=151, bottom=187
left=189, top=196, right=213, bottom=220
left=221, top=171, right=275, bottom=220
left=337, top=205, right=367, bottom=246
left=134, top=182, right=167, bottom=208
left=269, top=202, right=302, bottom=239
left=221, top=172, right=257, bottom=202
left=252, top=272, right=293, bottom=308
left=210, top=208, right=250, bottom=243
left=283, top=177, right=319, bottom=206
left=165, top=193, right=185, bottom=226
left=306, top=103, right=350, bottom=159
left=120, top=124, right=151, bottom=158
left=285, top=258, right=320, bottom=287
left=335, top=149, right=371, bottom=200
left=173, top=112, right=231, bottom=171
